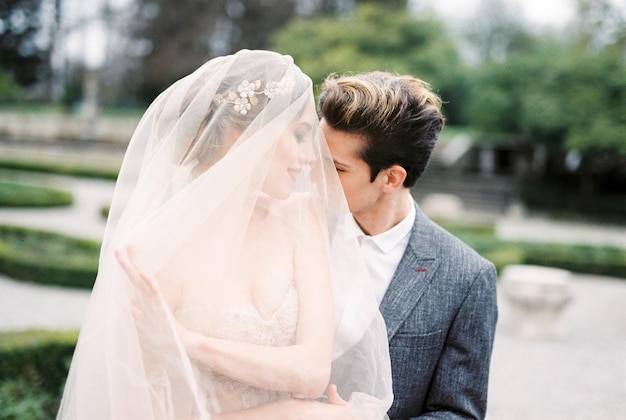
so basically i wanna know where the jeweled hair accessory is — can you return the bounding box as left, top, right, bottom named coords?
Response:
left=214, top=79, right=295, bottom=115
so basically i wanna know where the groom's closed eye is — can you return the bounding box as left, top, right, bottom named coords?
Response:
left=322, top=156, right=342, bottom=172
left=332, top=159, right=350, bottom=172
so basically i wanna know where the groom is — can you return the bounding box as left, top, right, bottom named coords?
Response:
left=317, top=71, right=498, bottom=419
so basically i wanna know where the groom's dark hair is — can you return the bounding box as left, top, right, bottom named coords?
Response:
left=318, top=71, right=444, bottom=188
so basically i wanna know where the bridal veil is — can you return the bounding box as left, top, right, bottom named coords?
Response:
left=57, top=49, right=392, bottom=419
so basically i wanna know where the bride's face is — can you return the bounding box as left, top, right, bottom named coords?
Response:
left=262, top=105, right=317, bottom=199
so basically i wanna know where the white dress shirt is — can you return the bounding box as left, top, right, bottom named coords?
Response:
left=350, top=204, right=416, bottom=305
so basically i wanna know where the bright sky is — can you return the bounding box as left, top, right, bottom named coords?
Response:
left=65, top=0, right=625, bottom=67
left=423, top=0, right=626, bottom=29
left=419, top=0, right=577, bottom=28
left=61, top=0, right=130, bottom=68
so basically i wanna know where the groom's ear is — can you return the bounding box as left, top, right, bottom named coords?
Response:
left=382, top=165, right=407, bottom=192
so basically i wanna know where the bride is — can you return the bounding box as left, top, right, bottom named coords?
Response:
left=57, top=49, right=392, bottom=419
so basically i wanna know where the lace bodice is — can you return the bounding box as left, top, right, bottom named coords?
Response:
left=204, top=283, right=299, bottom=412
left=209, top=282, right=298, bottom=345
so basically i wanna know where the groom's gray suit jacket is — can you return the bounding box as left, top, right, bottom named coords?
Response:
left=382, top=203, right=498, bottom=419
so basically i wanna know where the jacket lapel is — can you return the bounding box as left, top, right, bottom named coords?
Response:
left=379, top=203, right=440, bottom=340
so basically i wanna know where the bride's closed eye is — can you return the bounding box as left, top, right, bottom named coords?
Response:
left=294, top=127, right=311, bottom=143
left=295, top=131, right=307, bottom=143
left=294, top=123, right=312, bottom=144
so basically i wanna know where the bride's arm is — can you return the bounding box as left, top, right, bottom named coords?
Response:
left=181, top=197, right=334, bottom=399
left=213, top=388, right=353, bottom=420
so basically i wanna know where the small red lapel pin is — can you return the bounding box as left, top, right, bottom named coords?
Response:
left=414, top=267, right=427, bottom=273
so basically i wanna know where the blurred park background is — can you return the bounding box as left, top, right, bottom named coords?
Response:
left=2, top=0, right=626, bottom=219
left=0, top=0, right=625, bottom=418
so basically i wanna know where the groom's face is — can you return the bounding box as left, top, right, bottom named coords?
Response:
left=321, top=119, right=386, bottom=220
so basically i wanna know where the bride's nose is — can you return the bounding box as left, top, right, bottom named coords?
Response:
left=298, top=141, right=317, bottom=165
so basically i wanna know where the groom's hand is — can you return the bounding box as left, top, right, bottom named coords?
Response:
left=212, top=386, right=354, bottom=420
left=282, top=385, right=353, bottom=419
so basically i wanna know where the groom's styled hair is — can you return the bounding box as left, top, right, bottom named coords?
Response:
left=318, top=71, right=444, bottom=188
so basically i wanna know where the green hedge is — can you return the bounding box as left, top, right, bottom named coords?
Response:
left=0, top=225, right=99, bottom=289
left=442, top=223, right=626, bottom=279
left=0, top=72, right=24, bottom=103
left=0, top=220, right=623, bottom=291
left=0, top=182, right=73, bottom=208
left=0, top=330, right=77, bottom=419
left=521, top=242, right=626, bottom=279
left=0, top=160, right=118, bottom=181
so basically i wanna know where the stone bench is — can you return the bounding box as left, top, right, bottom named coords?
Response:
left=500, top=264, right=573, bottom=338
left=419, top=193, right=464, bottom=219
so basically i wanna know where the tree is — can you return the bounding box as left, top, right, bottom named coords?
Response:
left=462, top=0, right=534, bottom=64
left=467, top=35, right=626, bottom=208
left=130, top=0, right=299, bottom=104
left=271, top=3, right=468, bottom=123
left=103, top=0, right=410, bottom=105
left=571, top=0, right=626, bottom=52
left=0, top=0, right=48, bottom=87
left=470, top=37, right=626, bottom=152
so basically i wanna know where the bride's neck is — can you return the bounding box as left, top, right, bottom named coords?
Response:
left=251, top=193, right=275, bottom=223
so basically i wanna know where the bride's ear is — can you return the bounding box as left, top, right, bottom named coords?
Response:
left=382, top=165, right=407, bottom=193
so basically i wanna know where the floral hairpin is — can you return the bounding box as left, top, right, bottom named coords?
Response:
left=214, top=79, right=294, bottom=115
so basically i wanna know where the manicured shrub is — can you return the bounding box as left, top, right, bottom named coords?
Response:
left=0, top=182, right=73, bottom=207
left=0, top=378, right=55, bottom=420
left=0, top=160, right=118, bottom=181
left=442, top=222, right=626, bottom=278
left=0, top=72, right=24, bottom=103
left=0, top=225, right=99, bottom=289
left=481, top=246, right=526, bottom=273
left=521, top=242, right=626, bottom=279
left=0, top=330, right=78, bottom=419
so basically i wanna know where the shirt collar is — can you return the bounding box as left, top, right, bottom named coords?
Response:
left=349, top=203, right=415, bottom=254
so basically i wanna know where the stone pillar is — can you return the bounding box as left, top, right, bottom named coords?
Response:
left=478, top=147, right=495, bottom=176
left=81, top=69, right=99, bottom=141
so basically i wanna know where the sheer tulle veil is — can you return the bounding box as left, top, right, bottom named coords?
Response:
left=57, top=49, right=392, bottom=419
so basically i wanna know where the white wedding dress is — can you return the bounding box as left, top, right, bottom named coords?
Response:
left=57, top=49, right=393, bottom=419
left=205, top=282, right=298, bottom=411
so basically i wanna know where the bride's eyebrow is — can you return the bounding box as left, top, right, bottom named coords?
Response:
left=295, top=122, right=313, bottom=130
